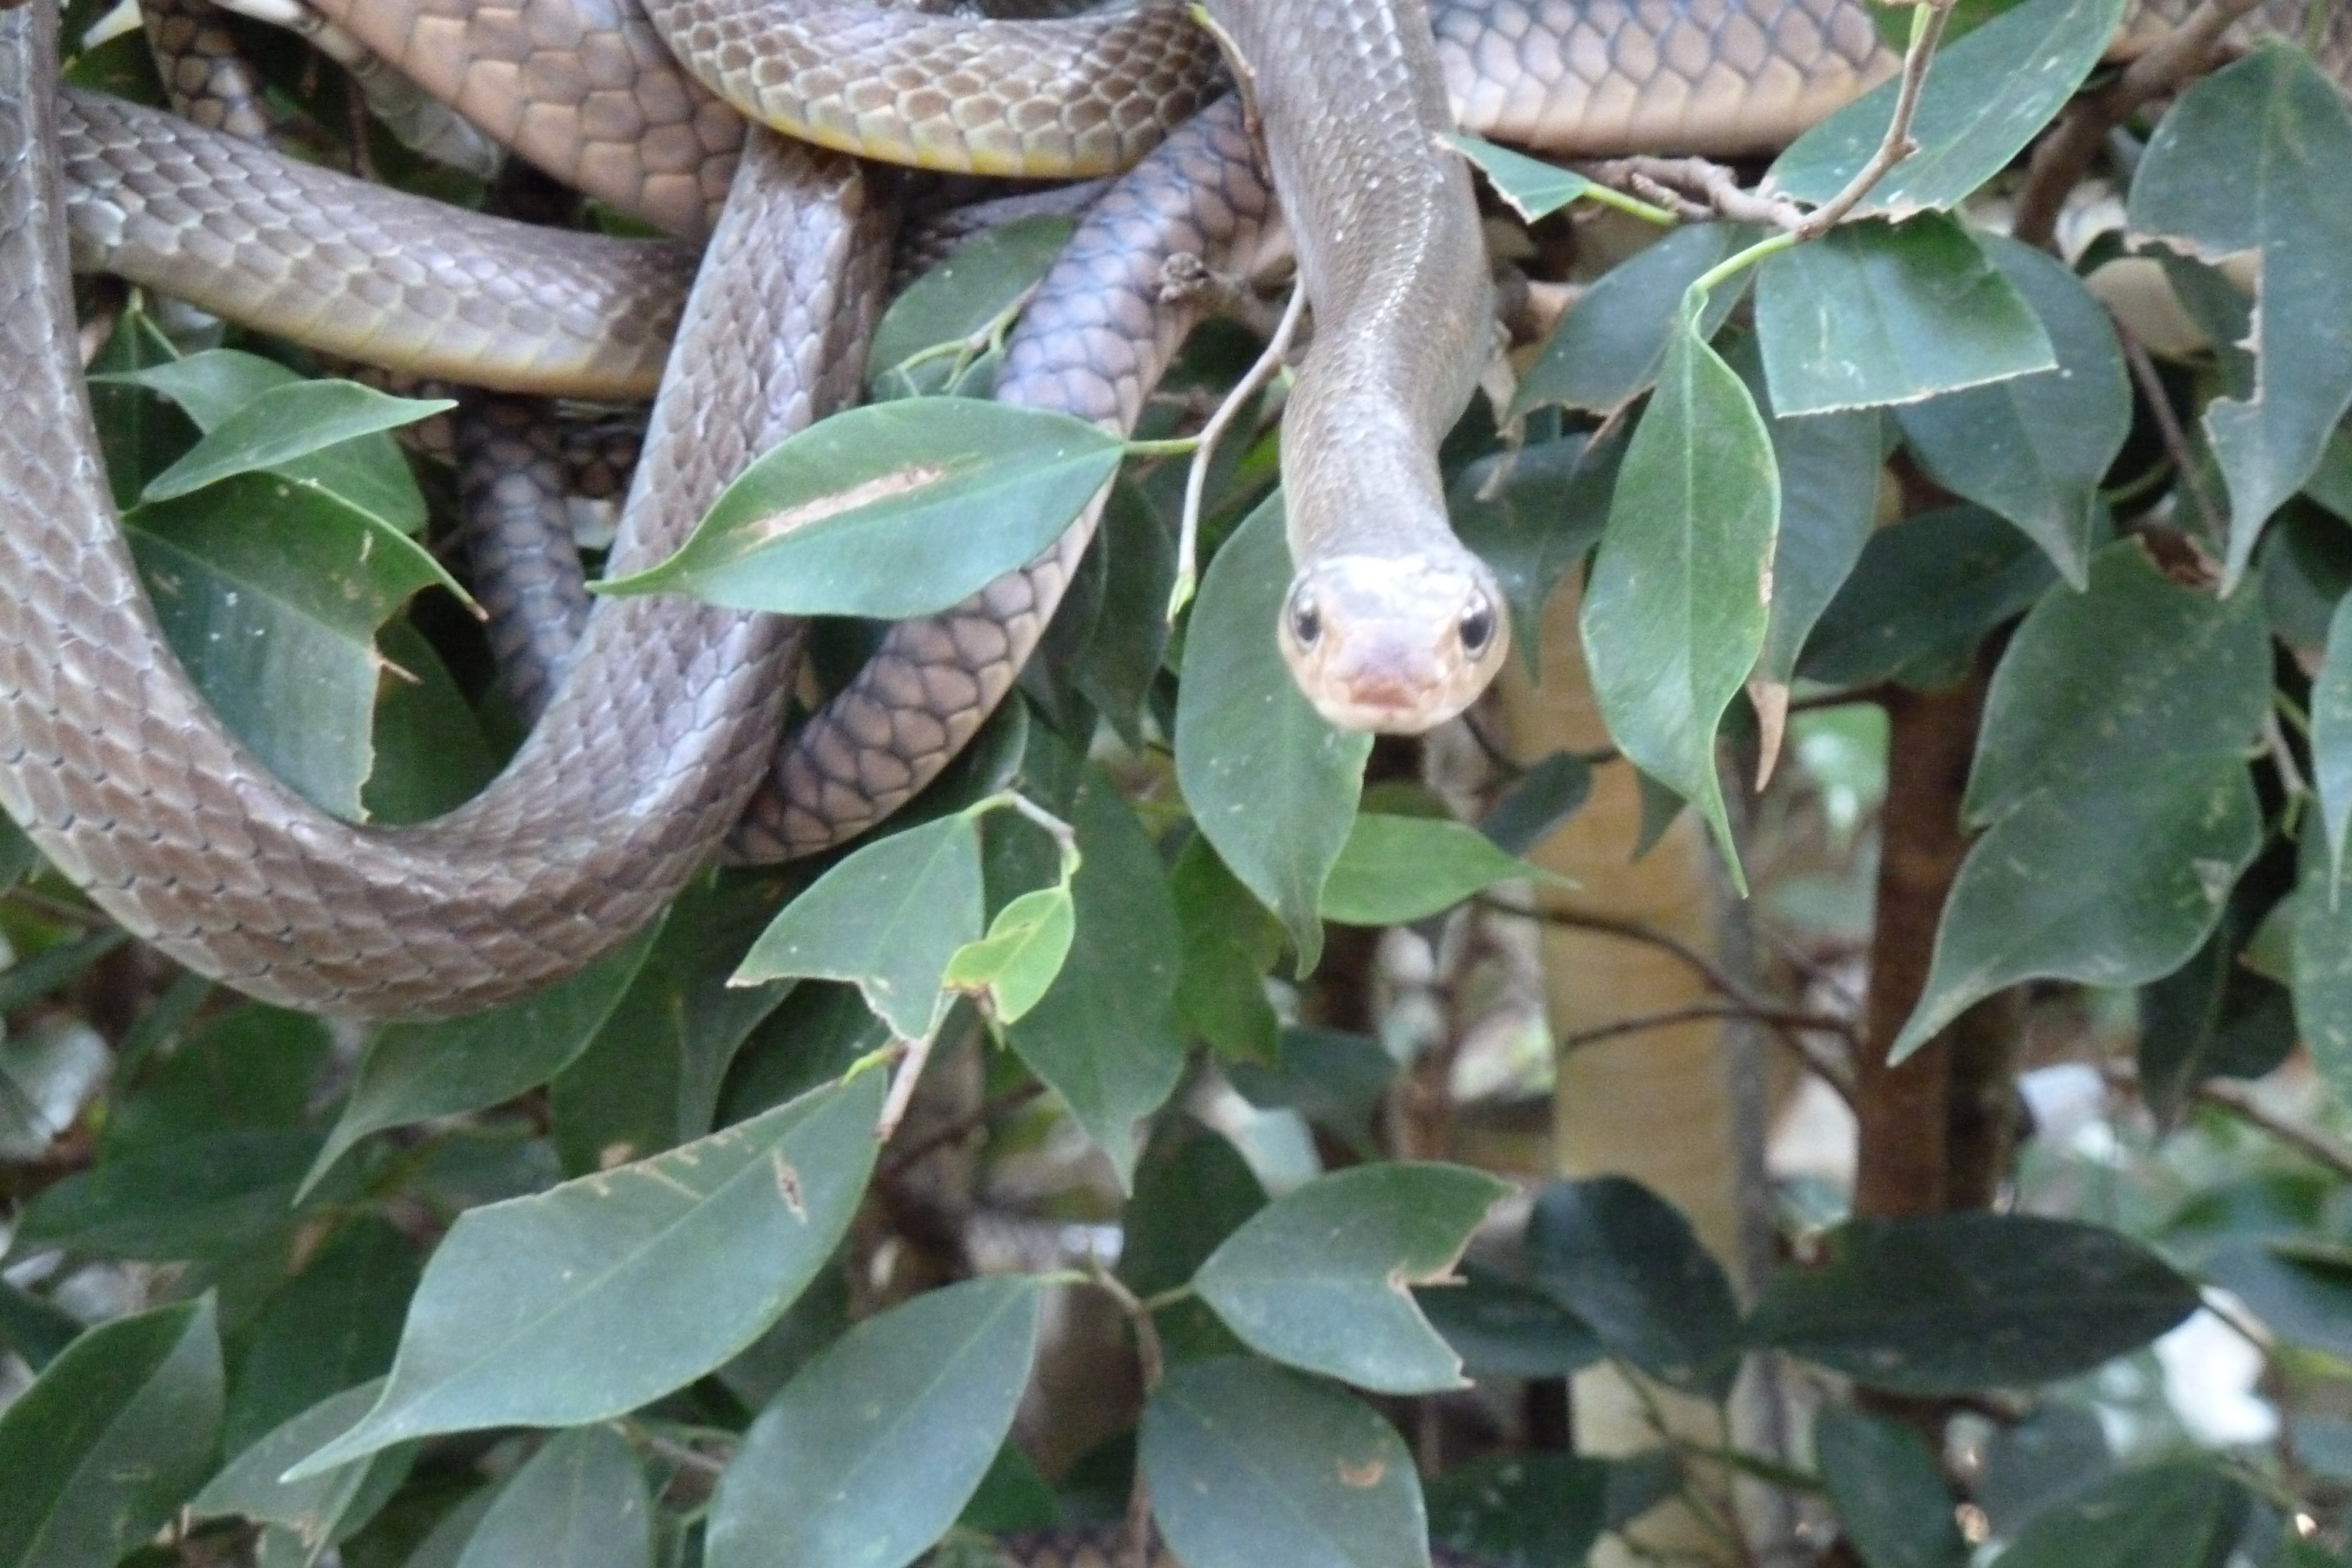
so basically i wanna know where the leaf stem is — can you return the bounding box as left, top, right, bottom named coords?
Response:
left=1168, top=280, right=1308, bottom=622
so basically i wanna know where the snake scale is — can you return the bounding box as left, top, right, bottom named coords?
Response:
left=1, top=0, right=2341, bottom=1019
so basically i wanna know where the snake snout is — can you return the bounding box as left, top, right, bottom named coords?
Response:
left=1277, top=553, right=1509, bottom=734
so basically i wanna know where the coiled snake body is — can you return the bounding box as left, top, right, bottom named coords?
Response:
left=0, top=0, right=2337, bottom=1018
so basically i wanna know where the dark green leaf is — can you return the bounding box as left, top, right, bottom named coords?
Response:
left=1425, top=1453, right=1609, bottom=1568
left=223, top=1216, right=418, bottom=1455
left=16, top=1129, right=325, bottom=1260
left=869, top=215, right=1075, bottom=390
left=307, top=921, right=663, bottom=1195
left=2296, top=824, right=2352, bottom=1111
left=1141, top=1358, right=1428, bottom=1568
left=1121, top=1119, right=1267, bottom=1364
left=1412, top=1261, right=1603, bottom=1382
left=2316, top=588, right=2352, bottom=891
left=1227, top=1026, right=1398, bottom=1159
left=1478, top=751, right=1594, bottom=857
left=1749, top=1213, right=2201, bottom=1393
left=2129, top=45, right=2352, bottom=588
left=2138, top=924, right=2294, bottom=1129
left=1815, top=1407, right=1967, bottom=1568
left=1445, top=135, right=1606, bottom=223
left=1996, top=1461, right=2247, bottom=1568
left=365, top=620, right=500, bottom=824
left=289, top=1075, right=884, bottom=1474
left=1321, top=813, right=1553, bottom=926
left=193, top=1381, right=413, bottom=1566
left=1448, top=431, right=1618, bottom=673
left=1771, top=0, right=2129, bottom=213
left=1171, top=835, right=1285, bottom=1065
left=451, top=1426, right=651, bottom=1568
left=1525, top=1176, right=1742, bottom=1399
left=1196, top=1164, right=1509, bottom=1393
left=1514, top=225, right=1754, bottom=419
left=1582, top=293, right=1776, bottom=890
left=1175, top=494, right=1371, bottom=971
left=1894, top=235, right=2129, bottom=588
left=1975, top=1403, right=2110, bottom=1537
left=1756, top=216, right=2054, bottom=416
left=0, top=931, right=123, bottom=1018
left=0, top=1296, right=223, bottom=1568
left=104, top=1004, right=328, bottom=1157
left=704, top=1276, right=1045, bottom=1568
left=734, top=815, right=984, bottom=1040
left=2205, top=1238, right=2352, bottom=1363
left=0, top=1283, right=82, bottom=1371
left=600, top=400, right=1124, bottom=618
left=1798, top=504, right=2054, bottom=688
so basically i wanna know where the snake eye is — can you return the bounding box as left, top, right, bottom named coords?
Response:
left=1458, top=594, right=1495, bottom=656
left=1288, top=589, right=1322, bottom=648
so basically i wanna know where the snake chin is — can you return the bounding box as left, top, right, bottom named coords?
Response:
left=1277, top=550, right=1508, bottom=734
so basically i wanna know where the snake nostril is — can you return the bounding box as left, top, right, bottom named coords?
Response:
left=1288, top=591, right=1322, bottom=648
left=1458, top=595, right=1494, bottom=656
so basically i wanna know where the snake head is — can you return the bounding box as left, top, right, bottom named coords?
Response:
left=1277, top=550, right=1508, bottom=733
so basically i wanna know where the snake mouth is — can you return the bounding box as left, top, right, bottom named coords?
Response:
left=1277, top=553, right=1508, bottom=734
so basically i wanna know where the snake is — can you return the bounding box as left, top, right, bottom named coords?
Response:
left=3, top=0, right=2344, bottom=1021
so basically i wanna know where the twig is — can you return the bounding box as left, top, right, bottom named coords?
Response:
left=1, top=886, right=110, bottom=930
left=876, top=1080, right=1044, bottom=1182
left=2014, top=0, right=2274, bottom=246
left=1089, top=1262, right=1167, bottom=1568
left=1559, top=1002, right=1857, bottom=1054
left=630, top=1425, right=730, bottom=1479
left=2116, top=322, right=2227, bottom=543
left=2194, top=1077, right=2352, bottom=1182
left=1578, top=156, right=1806, bottom=230
left=875, top=1031, right=942, bottom=1144
left=2265, top=708, right=2311, bottom=802
left=1790, top=1, right=1953, bottom=240
left=1168, top=279, right=1307, bottom=620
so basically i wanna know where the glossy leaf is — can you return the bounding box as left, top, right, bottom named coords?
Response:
left=1798, top=503, right=2054, bottom=688
left=0, top=1296, right=223, bottom=1568
left=141, top=379, right=452, bottom=503
left=1815, top=1407, right=1967, bottom=1568
left=1581, top=292, right=1776, bottom=889
left=1756, top=216, right=2054, bottom=416
left=289, top=1075, right=884, bottom=1474
left=734, top=815, right=983, bottom=1040
left=1771, top=0, right=2129, bottom=214
left=2139, top=924, right=2295, bottom=1129
left=868, top=215, right=1075, bottom=390
left=1413, top=1261, right=1604, bottom=1382
left=1893, top=755, right=2260, bottom=1058
left=705, top=1276, right=1044, bottom=1568
left=1514, top=225, right=1754, bottom=419
left=223, top=1216, right=419, bottom=1454
left=2129, top=45, right=2352, bottom=588
left=1195, top=1163, right=1509, bottom=1393
left=193, top=1380, right=413, bottom=1565
left=1749, top=1213, right=2201, bottom=1393
left=1445, top=134, right=1605, bottom=223
left=1448, top=430, right=1618, bottom=671
left=1893, top=235, right=2129, bottom=589
left=1171, top=835, right=1285, bottom=1065
left=451, top=1426, right=652, bottom=1568
left=16, top=1128, right=326, bottom=1259
left=306, top=921, right=663, bottom=1195
left=1964, top=543, right=2270, bottom=825
left=1121, top=1119, right=1268, bottom=1363
left=1142, top=1358, right=1429, bottom=1568
left=1003, top=765, right=1185, bottom=1183
left=2204, top=1238, right=2352, bottom=1363
left=1525, top=1176, right=1743, bottom=1399
left=1997, top=1462, right=2248, bottom=1568
left=1176, top=494, right=1371, bottom=971
left=600, top=400, right=1123, bottom=618
left=1320, top=813, right=1554, bottom=926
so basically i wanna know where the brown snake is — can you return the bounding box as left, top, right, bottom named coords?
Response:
left=2, top=0, right=2343, bottom=1023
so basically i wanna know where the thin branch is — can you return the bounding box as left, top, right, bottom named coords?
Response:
left=1790, top=1, right=1953, bottom=240
left=2194, top=1077, right=2352, bottom=1183
left=2117, top=322, right=2227, bottom=543
left=2015, top=0, right=2274, bottom=246
left=1089, top=1261, right=1167, bottom=1568
left=1559, top=1002, right=1856, bottom=1055
left=876, top=1080, right=1044, bottom=1182
left=1576, top=156, right=1805, bottom=230
left=1168, top=279, right=1307, bottom=620
left=875, top=1031, right=941, bottom=1144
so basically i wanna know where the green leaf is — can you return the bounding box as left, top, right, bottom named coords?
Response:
left=1996, top=1461, right=2248, bottom=1568
left=1176, top=494, right=1371, bottom=971
left=2129, top=45, right=2352, bottom=589
left=1227, top=1026, right=1398, bottom=1159
left=1478, top=751, right=1595, bottom=857
left=734, top=815, right=983, bottom=1040
left=0, top=1283, right=82, bottom=1372
left=1798, top=503, right=2056, bottom=689
left=1194, top=1163, right=1509, bottom=1393
left=2204, top=1239, right=2352, bottom=1363
left=1412, top=1261, right=1603, bottom=1382
left=599, top=400, right=1124, bottom=618
left=1748, top=1213, right=2201, bottom=1393
left=287, top=1075, right=884, bottom=1475
left=1893, top=756, right=2260, bottom=1058
left=704, top=1276, right=1044, bottom=1568
left=0, top=1296, right=224, bottom=1568
left=2139, top=923, right=2294, bottom=1130
left=1003, top=764, right=1186, bottom=1184
left=1755, top=216, right=2055, bottom=416
left=16, top=1129, right=326, bottom=1260
left=2315, top=589, right=2352, bottom=892
left=223, top=1216, right=419, bottom=1455
left=1448, top=431, right=1618, bottom=674
left=1320, top=813, right=1555, bottom=926
left=1581, top=292, right=1776, bottom=890
left=1893, top=235, right=2129, bottom=589
left=1963, top=542, right=2271, bottom=824
left=1815, top=1407, right=1967, bottom=1568
left=306, top=921, right=663, bottom=1195
left=1514, top=225, right=1755, bottom=419
left=1171, top=835, right=1286, bottom=1065
left=2293, top=828, right=2352, bottom=1112
left=366, top=619, right=501, bottom=824
left=870, top=214, right=1075, bottom=390
left=193, top=1381, right=413, bottom=1565
left=1444, top=134, right=1606, bottom=223
left=944, top=887, right=1074, bottom=1024
left=103, top=1004, right=328, bottom=1156
left=1121, top=1119, right=1267, bottom=1363
left=1141, top=1358, right=1429, bottom=1568
left=1525, top=1176, right=1742, bottom=1400
left=1426, top=1453, right=1609, bottom=1568
left=141, top=379, right=452, bottom=503
left=451, top=1426, right=652, bottom=1568
left=1770, top=0, right=2130, bottom=213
